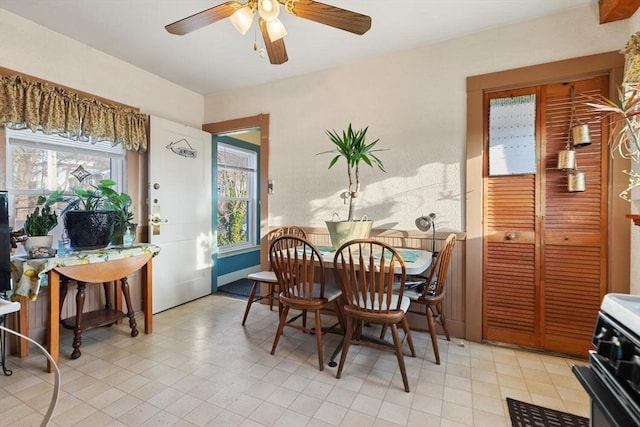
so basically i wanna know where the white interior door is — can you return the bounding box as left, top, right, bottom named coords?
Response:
left=149, top=116, right=212, bottom=313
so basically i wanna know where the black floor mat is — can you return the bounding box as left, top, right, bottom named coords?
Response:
left=507, top=398, right=589, bottom=427
left=216, top=278, right=253, bottom=300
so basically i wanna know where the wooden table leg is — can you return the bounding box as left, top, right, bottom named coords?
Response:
left=143, top=258, right=153, bottom=334
left=121, top=278, right=138, bottom=337
left=17, top=295, right=29, bottom=357
left=47, top=271, right=60, bottom=373
left=70, top=281, right=85, bottom=359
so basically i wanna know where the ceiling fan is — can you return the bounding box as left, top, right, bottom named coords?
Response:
left=165, top=0, right=372, bottom=65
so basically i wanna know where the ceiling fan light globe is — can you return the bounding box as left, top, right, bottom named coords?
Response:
left=230, top=6, right=255, bottom=35
left=258, top=0, right=280, bottom=21
left=266, top=18, right=287, bottom=41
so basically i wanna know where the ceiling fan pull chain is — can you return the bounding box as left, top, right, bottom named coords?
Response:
left=253, top=25, right=266, bottom=58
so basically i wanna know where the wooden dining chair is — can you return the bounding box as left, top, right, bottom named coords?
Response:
left=403, top=233, right=456, bottom=364
left=269, top=235, right=344, bottom=371
left=242, top=226, right=307, bottom=325
left=333, top=239, right=416, bottom=392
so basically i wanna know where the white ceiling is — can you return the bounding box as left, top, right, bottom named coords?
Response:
left=1, top=0, right=595, bottom=95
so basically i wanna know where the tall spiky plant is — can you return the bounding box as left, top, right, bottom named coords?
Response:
left=318, top=123, right=386, bottom=221
left=587, top=84, right=640, bottom=199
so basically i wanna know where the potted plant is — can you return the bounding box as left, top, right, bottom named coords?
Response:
left=22, top=196, right=58, bottom=257
left=110, top=192, right=136, bottom=246
left=46, top=179, right=130, bottom=250
left=318, top=123, right=387, bottom=248
left=587, top=83, right=640, bottom=200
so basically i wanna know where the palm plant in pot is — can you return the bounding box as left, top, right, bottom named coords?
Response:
left=22, top=196, right=58, bottom=258
left=318, top=123, right=386, bottom=248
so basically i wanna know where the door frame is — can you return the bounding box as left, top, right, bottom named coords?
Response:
left=465, top=52, right=627, bottom=343
left=203, top=114, right=270, bottom=271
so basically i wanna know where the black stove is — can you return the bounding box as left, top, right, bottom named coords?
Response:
left=574, top=293, right=640, bottom=427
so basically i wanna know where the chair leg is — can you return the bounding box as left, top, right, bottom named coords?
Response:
left=400, top=316, right=415, bottom=357
left=390, top=323, right=410, bottom=392
left=241, top=281, right=259, bottom=326
left=268, top=282, right=277, bottom=312
left=426, top=306, right=441, bottom=364
left=379, top=324, right=388, bottom=340
left=437, top=303, right=451, bottom=341
left=336, top=317, right=355, bottom=379
left=271, top=305, right=290, bottom=355
left=315, top=310, right=324, bottom=371
left=333, top=299, right=346, bottom=335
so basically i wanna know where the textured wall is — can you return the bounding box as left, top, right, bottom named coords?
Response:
left=204, top=4, right=629, bottom=234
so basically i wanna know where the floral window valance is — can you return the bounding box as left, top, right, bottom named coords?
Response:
left=0, top=74, right=149, bottom=152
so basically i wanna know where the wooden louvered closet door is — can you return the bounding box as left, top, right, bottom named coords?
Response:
left=483, top=76, right=608, bottom=357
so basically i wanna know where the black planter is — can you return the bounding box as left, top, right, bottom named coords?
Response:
left=64, top=210, right=115, bottom=250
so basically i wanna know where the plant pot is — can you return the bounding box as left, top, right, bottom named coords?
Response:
left=325, top=220, right=373, bottom=249
left=111, top=223, right=137, bottom=246
left=64, top=210, right=115, bottom=250
left=23, top=235, right=54, bottom=258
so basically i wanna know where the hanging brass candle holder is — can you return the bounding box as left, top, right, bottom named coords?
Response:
left=568, top=85, right=592, bottom=148
left=567, top=159, right=586, bottom=192
left=571, top=123, right=591, bottom=148
left=557, top=147, right=576, bottom=170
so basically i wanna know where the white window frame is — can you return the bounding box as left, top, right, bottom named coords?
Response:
left=5, top=128, right=126, bottom=249
left=217, top=142, right=258, bottom=254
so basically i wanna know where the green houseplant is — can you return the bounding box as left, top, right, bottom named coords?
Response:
left=22, top=196, right=58, bottom=257
left=110, top=191, right=136, bottom=246
left=318, top=123, right=386, bottom=248
left=46, top=179, right=132, bottom=249
left=24, top=198, right=58, bottom=237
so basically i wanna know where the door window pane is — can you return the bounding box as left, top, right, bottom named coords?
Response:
left=217, top=142, right=257, bottom=251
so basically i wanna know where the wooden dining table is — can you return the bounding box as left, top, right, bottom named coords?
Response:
left=312, top=244, right=433, bottom=275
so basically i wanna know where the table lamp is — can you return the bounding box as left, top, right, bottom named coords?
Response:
left=415, top=213, right=437, bottom=257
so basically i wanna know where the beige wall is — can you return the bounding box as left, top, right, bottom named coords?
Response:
left=0, top=8, right=207, bottom=341
left=0, top=9, right=204, bottom=128
left=204, top=4, right=630, bottom=235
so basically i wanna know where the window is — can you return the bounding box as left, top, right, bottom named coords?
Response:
left=5, top=129, right=126, bottom=240
left=217, top=141, right=258, bottom=252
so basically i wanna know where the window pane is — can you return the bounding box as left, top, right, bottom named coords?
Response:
left=11, top=145, right=112, bottom=192
left=6, top=130, right=124, bottom=241
left=217, top=200, right=249, bottom=246
left=216, top=141, right=257, bottom=250
left=218, top=168, right=249, bottom=199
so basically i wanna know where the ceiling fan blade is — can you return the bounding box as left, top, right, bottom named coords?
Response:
left=165, top=1, right=241, bottom=35
left=259, top=19, right=288, bottom=65
left=284, top=0, right=371, bottom=35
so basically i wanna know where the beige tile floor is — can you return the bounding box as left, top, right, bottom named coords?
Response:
left=0, top=294, right=591, bottom=426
